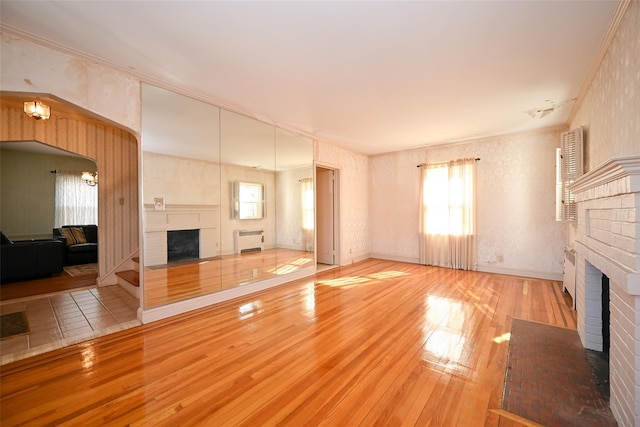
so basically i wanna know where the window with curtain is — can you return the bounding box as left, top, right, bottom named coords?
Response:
left=419, top=158, right=477, bottom=270
left=54, top=171, right=98, bottom=227
left=300, top=178, right=314, bottom=252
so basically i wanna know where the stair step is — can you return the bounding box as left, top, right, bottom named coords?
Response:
left=116, top=270, right=139, bottom=287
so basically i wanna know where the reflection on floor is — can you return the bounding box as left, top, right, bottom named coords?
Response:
left=144, top=248, right=315, bottom=308
left=0, top=286, right=140, bottom=365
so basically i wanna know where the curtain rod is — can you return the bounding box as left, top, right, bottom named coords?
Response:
left=416, top=158, right=480, bottom=168
left=50, top=170, right=85, bottom=174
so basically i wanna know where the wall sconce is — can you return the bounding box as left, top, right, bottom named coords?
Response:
left=81, top=171, right=98, bottom=187
left=23, top=99, right=51, bottom=120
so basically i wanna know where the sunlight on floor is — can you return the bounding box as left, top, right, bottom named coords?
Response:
left=317, top=270, right=410, bottom=288
left=493, top=332, right=511, bottom=344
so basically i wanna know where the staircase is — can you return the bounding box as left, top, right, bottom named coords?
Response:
left=116, top=256, right=140, bottom=298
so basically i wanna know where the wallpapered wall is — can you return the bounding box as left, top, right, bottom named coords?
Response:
left=144, top=152, right=313, bottom=256
left=570, top=0, right=640, bottom=170
left=369, top=126, right=568, bottom=279
left=567, top=0, right=640, bottom=247
left=1, top=34, right=140, bottom=134
left=0, top=148, right=97, bottom=239
left=316, top=141, right=370, bottom=265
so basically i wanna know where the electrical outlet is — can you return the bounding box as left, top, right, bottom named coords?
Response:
left=252, top=268, right=258, bottom=278
left=497, top=255, right=504, bottom=263
left=153, top=197, right=165, bottom=211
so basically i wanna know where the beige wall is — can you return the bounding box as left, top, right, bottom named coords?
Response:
left=142, top=151, right=279, bottom=255
left=369, top=126, right=568, bottom=279
left=570, top=0, right=640, bottom=169
left=0, top=147, right=96, bottom=239
left=567, top=0, right=640, bottom=247
left=1, top=33, right=140, bottom=134
left=316, top=141, right=370, bottom=265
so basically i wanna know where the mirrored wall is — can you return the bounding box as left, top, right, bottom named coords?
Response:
left=141, top=84, right=314, bottom=309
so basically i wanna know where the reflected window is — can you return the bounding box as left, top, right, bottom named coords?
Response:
left=233, top=181, right=265, bottom=219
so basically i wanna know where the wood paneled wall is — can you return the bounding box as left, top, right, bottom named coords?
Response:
left=0, top=104, right=139, bottom=282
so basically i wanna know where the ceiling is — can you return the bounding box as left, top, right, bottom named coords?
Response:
left=0, top=1, right=620, bottom=156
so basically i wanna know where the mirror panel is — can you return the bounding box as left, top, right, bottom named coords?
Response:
left=274, top=127, right=314, bottom=276
left=220, top=109, right=276, bottom=288
left=141, top=84, right=221, bottom=308
left=141, top=84, right=314, bottom=309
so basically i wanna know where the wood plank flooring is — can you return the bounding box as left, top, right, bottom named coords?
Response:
left=144, top=248, right=315, bottom=308
left=0, top=270, right=97, bottom=301
left=0, top=259, right=576, bottom=426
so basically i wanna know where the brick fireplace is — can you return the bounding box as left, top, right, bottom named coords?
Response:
left=570, top=156, right=640, bottom=426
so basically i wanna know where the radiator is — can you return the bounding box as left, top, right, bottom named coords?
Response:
left=234, top=229, right=264, bottom=254
left=564, top=248, right=576, bottom=309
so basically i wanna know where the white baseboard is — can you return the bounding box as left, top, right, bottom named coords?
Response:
left=341, top=252, right=371, bottom=266
left=477, top=264, right=563, bottom=281
left=368, top=255, right=563, bottom=281
left=370, top=253, right=420, bottom=264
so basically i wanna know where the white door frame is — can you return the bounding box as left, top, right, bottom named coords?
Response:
left=315, top=163, right=340, bottom=266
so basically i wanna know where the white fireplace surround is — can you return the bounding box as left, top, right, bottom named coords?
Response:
left=569, top=155, right=640, bottom=426
left=143, top=204, right=218, bottom=266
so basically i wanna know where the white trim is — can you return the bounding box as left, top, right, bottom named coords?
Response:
left=370, top=253, right=420, bottom=265
left=477, top=264, right=563, bottom=281
left=568, top=155, right=640, bottom=196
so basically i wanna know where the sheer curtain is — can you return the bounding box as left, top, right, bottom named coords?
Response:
left=419, top=158, right=477, bottom=270
left=54, top=171, right=98, bottom=227
left=300, top=178, right=314, bottom=252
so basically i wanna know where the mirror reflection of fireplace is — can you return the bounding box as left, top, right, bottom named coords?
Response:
left=167, top=229, right=200, bottom=263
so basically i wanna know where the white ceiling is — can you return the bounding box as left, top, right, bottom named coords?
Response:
left=0, top=1, right=620, bottom=155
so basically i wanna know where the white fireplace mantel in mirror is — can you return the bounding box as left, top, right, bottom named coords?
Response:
left=143, top=204, right=219, bottom=266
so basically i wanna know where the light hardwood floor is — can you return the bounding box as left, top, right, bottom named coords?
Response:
left=0, top=258, right=576, bottom=426
left=144, top=248, right=315, bottom=308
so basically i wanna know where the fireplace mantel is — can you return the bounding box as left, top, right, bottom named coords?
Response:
left=569, top=155, right=640, bottom=295
left=143, top=204, right=219, bottom=266
left=569, top=155, right=640, bottom=197
left=569, top=155, right=640, bottom=425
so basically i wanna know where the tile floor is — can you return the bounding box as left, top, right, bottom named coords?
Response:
left=0, top=285, right=141, bottom=365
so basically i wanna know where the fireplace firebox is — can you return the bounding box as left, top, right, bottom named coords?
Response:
left=167, top=229, right=199, bottom=263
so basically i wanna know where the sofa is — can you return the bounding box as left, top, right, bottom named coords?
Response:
left=1, top=231, right=65, bottom=282
left=53, top=225, right=98, bottom=266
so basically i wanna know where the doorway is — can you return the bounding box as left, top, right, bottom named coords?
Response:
left=316, top=165, right=340, bottom=268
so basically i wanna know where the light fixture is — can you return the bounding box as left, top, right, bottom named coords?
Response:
left=525, top=98, right=576, bottom=120
left=81, top=171, right=98, bottom=187
left=23, top=99, right=51, bottom=120
left=526, top=105, right=555, bottom=119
